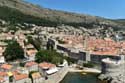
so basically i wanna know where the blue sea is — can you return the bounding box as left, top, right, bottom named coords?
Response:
left=60, top=72, right=103, bottom=83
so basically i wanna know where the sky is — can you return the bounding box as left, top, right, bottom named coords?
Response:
left=24, top=0, right=125, bottom=19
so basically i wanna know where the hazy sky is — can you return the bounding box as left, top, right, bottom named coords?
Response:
left=25, top=0, right=125, bottom=19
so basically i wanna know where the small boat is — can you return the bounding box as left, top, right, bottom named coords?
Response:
left=82, top=72, right=87, bottom=75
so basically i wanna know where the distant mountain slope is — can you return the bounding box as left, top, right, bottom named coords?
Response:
left=113, top=19, right=125, bottom=26
left=0, top=0, right=124, bottom=30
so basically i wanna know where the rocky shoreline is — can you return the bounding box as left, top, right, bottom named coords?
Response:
left=43, top=66, right=101, bottom=83
left=98, top=74, right=125, bottom=83
left=43, top=65, right=125, bottom=83
left=98, top=58, right=125, bottom=83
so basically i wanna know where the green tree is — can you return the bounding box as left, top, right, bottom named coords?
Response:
left=4, top=40, right=24, bottom=61
left=35, top=50, right=63, bottom=65
left=27, top=36, right=41, bottom=50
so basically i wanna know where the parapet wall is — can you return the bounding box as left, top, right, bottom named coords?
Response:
left=42, top=66, right=69, bottom=83
left=101, top=58, right=125, bottom=77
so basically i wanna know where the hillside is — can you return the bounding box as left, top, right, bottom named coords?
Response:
left=113, top=19, right=125, bottom=26
left=0, top=0, right=124, bottom=30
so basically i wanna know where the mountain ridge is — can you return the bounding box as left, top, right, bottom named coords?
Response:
left=0, top=0, right=124, bottom=30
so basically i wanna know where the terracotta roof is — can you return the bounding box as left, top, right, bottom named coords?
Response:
left=25, top=61, right=38, bottom=67
left=14, top=74, right=28, bottom=81
left=32, top=72, right=41, bottom=79
left=39, top=62, right=56, bottom=69
left=62, top=35, right=84, bottom=45
left=26, top=49, right=37, bottom=56
left=86, top=38, right=121, bottom=56
left=0, top=72, right=8, bottom=77
left=12, top=70, right=20, bottom=76
left=59, top=35, right=125, bottom=56
left=1, top=64, right=13, bottom=70
left=0, top=77, right=5, bottom=83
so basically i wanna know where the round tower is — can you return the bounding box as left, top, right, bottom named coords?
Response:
left=101, top=58, right=125, bottom=77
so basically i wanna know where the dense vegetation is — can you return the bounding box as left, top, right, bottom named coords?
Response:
left=0, top=6, right=59, bottom=27
left=35, top=49, right=77, bottom=65
left=27, top=36, right=41, bottom=50
left=35, top=50, right=63, bottom=65
left=0, top=6, right=95, bottom=28
left=113, top=19, right=125, bottom=26
left=0, top=6, right=123, bottom=30
left=3, top=40, right=24, bottom=61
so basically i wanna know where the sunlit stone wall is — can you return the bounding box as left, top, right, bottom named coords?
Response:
left=101, top=58, right=125, bottom=77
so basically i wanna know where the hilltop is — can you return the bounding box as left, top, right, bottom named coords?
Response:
left=0, top=0, right=124, bottom=30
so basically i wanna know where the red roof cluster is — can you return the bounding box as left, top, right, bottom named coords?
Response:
left=25, top=61, right=38, bottom=67
left=14, top=74, right=28, bottom=81
left=86, top=37, right=122, bottom=56
left=39, top=62, right=56, bottom=69
left=61, top=35, right=125, bottom=56
left=62, top=35, right=84, bottom=45
left=1, top=64, right=13, bottom=70
left=0, top=77, right=5, bottom=83
left=0, top=72, right=8, bottom=83
left=0, top=72, right=8, bottom=77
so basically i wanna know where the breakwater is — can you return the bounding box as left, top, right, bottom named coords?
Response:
left=60, top=72, right=100, bottom=83
left=98, top=58, right=125, bottom=83
left=42, top=66, right=101, bottom=83
left=42, top=66, right=69, bottom=83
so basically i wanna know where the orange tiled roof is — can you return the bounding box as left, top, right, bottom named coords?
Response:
left=14, top=74, right=28, bottom=81
left=85, top=37, right=122, bottom=56
left=62, top=35, right=84, bottom=45
left=26, top=49, right=37, bottom=56
left=0, top=72, right=8, bottom=77
left=25, top=61, right=38, bottom=67
left=39, top=62, right=56, bottom=69
left=1, top=64, right=13, bottom=70
left=0, top=77, right=5, bottom=83
left=12, top=70, right=20, bottom=76
left=60, top=35, right=125, bottom=56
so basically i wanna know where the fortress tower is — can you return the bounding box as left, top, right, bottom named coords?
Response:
left=100, top=55, right=125, bottom=83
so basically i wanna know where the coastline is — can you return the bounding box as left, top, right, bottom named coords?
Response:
left=68, top=67, right=101, bottom=73
left=42, top=66, right=69, bottom=83
left=42, top=66, right=101, bottom=83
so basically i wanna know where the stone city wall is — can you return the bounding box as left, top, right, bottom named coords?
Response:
left=42, top=66, right=69, bottom=83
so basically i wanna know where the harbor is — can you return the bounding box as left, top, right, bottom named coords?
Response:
left=60, top=72, right=99, bottom=83
left=58, top=66, right=102, bottom=83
